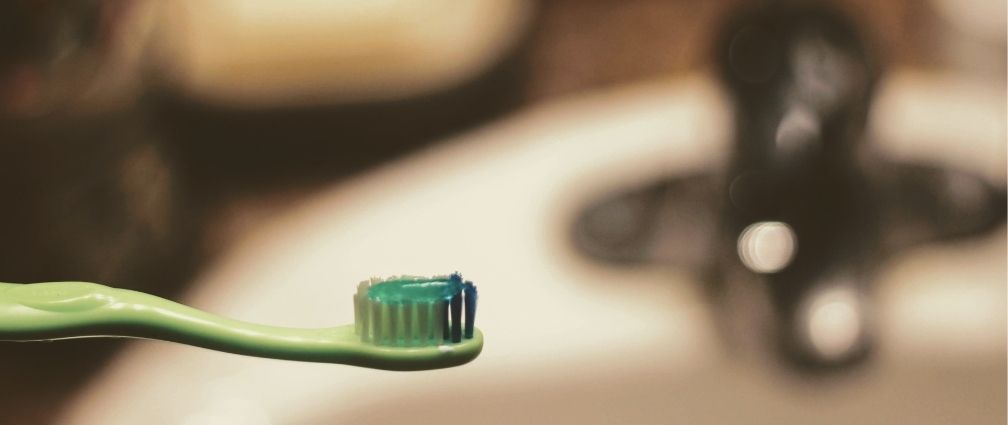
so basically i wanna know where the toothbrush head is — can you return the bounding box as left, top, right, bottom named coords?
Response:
left=353, top=273, right=477, bottom=346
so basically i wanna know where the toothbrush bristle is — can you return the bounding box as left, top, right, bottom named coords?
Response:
left=353, top=273, right=477, bottom=346
left=450, top=293, right=463, bottom=342
left=463, top=281, right=477, bottom=339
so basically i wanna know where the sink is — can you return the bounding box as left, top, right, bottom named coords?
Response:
left=60, top=73, right=1005, bottom=424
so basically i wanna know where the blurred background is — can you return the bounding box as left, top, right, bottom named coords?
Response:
left=0, top=0, right=1004, bottom=424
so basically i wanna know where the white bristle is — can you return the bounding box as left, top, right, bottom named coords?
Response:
left=354, top=299, right=449, bottom=347
left=370, top=298, right=383, bottom=344
left=434, top=300, right=447, bottom=343
left=402, top=302, right=415, bottom=346
left=354, top=281, right=369, bottom=338
left=418, top=301, right=432, bottom=343
left=388, top=303, right=401, bottom=346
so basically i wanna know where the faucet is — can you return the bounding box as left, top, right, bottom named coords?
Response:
left=572, top=2, right=1005, bottom=372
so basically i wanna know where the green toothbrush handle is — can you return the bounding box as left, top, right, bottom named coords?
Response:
left=0, top=282, right=483, bottom=370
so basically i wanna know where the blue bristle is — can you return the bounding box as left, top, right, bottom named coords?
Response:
left=449, top=293, right=463, bottom=342
left=463, top=281, right=477, bottom=339
left=442, top=299, right=451, bottom=340
left=439, top=272, right=465, bottom=342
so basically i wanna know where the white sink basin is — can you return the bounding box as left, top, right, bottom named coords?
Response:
left=61, top=73, right=1005, bottom=425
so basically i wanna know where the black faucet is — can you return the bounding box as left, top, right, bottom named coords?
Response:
left=572, top=2, right=1005, bottom=372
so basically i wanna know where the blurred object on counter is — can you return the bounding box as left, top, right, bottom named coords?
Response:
left=571, top=1, right=1006, bottom=372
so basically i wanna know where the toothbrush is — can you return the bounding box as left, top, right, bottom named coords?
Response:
left=0, top=273, right=481, bottom=371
